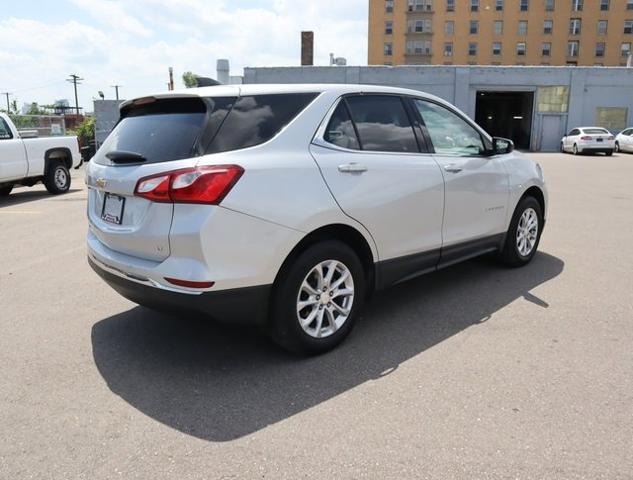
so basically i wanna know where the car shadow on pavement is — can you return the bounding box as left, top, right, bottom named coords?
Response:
left=0, top=189, right=81, bottom=207
left=91, top=251, right=564, bottom=442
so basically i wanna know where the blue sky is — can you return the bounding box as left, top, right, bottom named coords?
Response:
left=0, top=0, right=368, bottom=111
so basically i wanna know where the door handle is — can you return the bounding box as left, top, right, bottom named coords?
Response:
left=338, top=163, right=368, bottom=173
left=443, top=164, right=463, bottom=173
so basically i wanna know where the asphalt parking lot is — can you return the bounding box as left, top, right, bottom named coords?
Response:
left=1, top=152, right=632, bottom=479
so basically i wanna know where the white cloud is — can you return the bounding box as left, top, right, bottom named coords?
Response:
left=0, top=0, right=367, bottom=111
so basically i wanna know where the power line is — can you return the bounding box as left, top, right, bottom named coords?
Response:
left=110, top=84, right=122, bottom=100
left=66, top=74, right=84, bottom=116
left=1, top=92, right=11, bottom=112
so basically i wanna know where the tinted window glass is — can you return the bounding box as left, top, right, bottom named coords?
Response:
left=97, top=97, right=227, bottom=165
left=345, top=95, right=419, bottom=153
left=0, top=118, right=13, bottom=140
left=324, top=102, right=360, bottom=150
left=414, top=100, right=485, bottom=156
left=584, top=128, right=609, bottom=134
left=207, top=93, right=318, bottom=153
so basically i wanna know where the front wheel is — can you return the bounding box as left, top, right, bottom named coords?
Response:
left=615, top=142, right=620, bottom=153
left=0, top=184, right=13, bottom=197
left=44, top=162, right=71, bottom=194
left=499, top=196, right=543, bottom=267
left=560, top=142, right=565, bottom=153
left=269, top=240, right=366, bottom=355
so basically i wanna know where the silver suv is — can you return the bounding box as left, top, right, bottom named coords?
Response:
left=87, top=84, right=547, bottom=354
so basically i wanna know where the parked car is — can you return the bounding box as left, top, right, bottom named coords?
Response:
left=560, top=126, right=615, bottom=155
left=0, top=113, right=81, bottom=197
left=615, top=127, right=633, bottom=153
left=86, top=84, right=547, bottom=354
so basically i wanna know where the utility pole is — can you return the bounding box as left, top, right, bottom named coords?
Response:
left=168, top=67, right=174, bottom=91
left=110, top=84, right=122, bottom=100
left=1, top=92, right=10, bottom=113
left=66, top=74, right=84, bottom=116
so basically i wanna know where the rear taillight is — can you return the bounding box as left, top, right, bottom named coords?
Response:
left=607, top=135, right=614, bottom=140
left=134, top=165, right=243, bottom=204
left=580, top=136, right=592, bottom=141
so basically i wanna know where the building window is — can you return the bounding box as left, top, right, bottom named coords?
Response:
left=538, top=86, right=569, bottom=113
left=517, top=42, right=526, bottom=56
left=444, top=42, right=453, bottom=56
left=625, top=20, right=633, bottom=34
left=407, top=40, right=432, bottom=54
left=570, top=19, right=581, bottom=35
left=596, top=42, right=606, bottom=57
left=407, top=19, right=431, bottom=33
left=385, top=21, right=393, bottom=35
left=572, top=0, right=582, bottom=12
left=543, top=20, right=553, bottom=34
left=542, top=42, right=551, bottom=56
left=596, top=107, right=628, bottom=132
left=385, top=0, right=394, bottom=13
left=545, top=0, right=555, bottom=11
left=568, top=41, right=579, bottom=57
left=518, top=21, right=528, bottom=35
left=471, top=0, right=479, bottom=12
left=492, top=42, right=502, bottom=55
left=470, top=21, right=479, bottom=34
left=446, top=0, right=455, bottom=12
left=445, top=21, right=454, bottom=35
left=598, top=21, right=608, bottom=35
left=384, top=43, right=393, bottom=56
left=468, top=42, right=478, bottom=55
left=408, top=0, right=433, bottom=12
left=600, top=0, right=609, bottom=11
left=494, top=20, right=503, bottom=35
left=628, top=0, right=633, bottom=11
left=520, top=0, right=529, bottom=12
left=621, top=42, right=632, bottom=57
left=496, top=0, right=504, bottom=11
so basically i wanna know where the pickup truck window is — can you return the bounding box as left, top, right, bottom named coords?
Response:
left=0, top=118, right=13, bottom=140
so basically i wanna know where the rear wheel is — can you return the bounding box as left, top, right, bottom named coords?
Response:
left=0, top=184, right=13, bottom=197
left=44, top=162, right=71, bottom=194
left=615, top=141, right=620, bottom=153
left=499, top=196, right=543, bottom=267
left=269, top=240, right=366, bottom=355
left=572, top=144, right=579, bottom=155
left=606, top=150, right=613, bottom=156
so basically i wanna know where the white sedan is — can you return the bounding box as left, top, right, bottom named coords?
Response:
left=561, top=127, right=615, bottom=156
left=615, top=127, right=633, bottom=153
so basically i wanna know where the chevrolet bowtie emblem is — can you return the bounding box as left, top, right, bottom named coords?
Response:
left=96, top=178, right=107, bottom=188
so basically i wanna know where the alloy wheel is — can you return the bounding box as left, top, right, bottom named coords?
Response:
left=296, top=260, right=355, bottom=339
left=516, top=207, right=539, bottom=257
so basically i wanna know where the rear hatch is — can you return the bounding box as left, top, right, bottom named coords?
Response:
left=87, top=96, right=234, bottom=261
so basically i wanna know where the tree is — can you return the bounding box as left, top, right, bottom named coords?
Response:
left=182, top=71, right=199, bottom=88
left=26, top=102, right=49, bottom=115
left=74, top=116, right=95, bottom=147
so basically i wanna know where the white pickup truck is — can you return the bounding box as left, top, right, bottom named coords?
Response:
left=0, top=112, right=82, bottom=197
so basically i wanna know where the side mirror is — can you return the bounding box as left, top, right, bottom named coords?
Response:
left=492, top=137, right=514, bottom=155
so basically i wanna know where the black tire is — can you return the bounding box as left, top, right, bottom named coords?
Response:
left=572, top=144, right=579, bottom=155
left=560, top=142, right=565, bottom=153
left=0, top=184, right=13, bottom=197
left=615, top=142, right=620, bottom=153
left=605, top=149, right=613, bottom=156
left=269, top=240, right=366, bottom=355
left=44, top=161, right=71, bottom=194
left=499, top=196, right=543, bottom=267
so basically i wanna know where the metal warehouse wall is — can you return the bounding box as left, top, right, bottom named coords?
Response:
left=243, top=66, right=633, bottom=151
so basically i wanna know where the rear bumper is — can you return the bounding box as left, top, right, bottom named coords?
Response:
left=89, top=256, right=271, bottom=326
left=578, top=144, right=614, bottom=153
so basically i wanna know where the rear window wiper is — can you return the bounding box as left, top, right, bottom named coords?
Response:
left=105, top=150, right=147, bottom=164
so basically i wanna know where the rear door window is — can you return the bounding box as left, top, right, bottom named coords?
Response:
left=97, top=97, right=233, bottom=165
left=324, top=102, right=360, bottom=150
left=345, top=95, right=419, bottom=153
left=207, top=93, right=318, bottom=153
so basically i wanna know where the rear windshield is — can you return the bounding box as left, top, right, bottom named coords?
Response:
left=97, top=97, right=235, bottom=165
left=206, top=93, right=318, bottom=153
left=583, top=128, right=609, bottom=134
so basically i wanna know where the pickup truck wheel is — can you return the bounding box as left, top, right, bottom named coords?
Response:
left=269, top=240, right=366, bottom=355
left=44, top=162, right=71, bottom=194
left=499, top=196, right=543, bottom=267
left=0, top=185, right=13, bottom=197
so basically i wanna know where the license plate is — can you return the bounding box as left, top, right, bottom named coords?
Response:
left=597, top=138, right=603, bottom=142
left=101, top=193, right=125, bottom=225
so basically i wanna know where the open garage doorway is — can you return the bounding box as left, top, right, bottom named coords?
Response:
left=475, top=91, right=534, bottom=150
